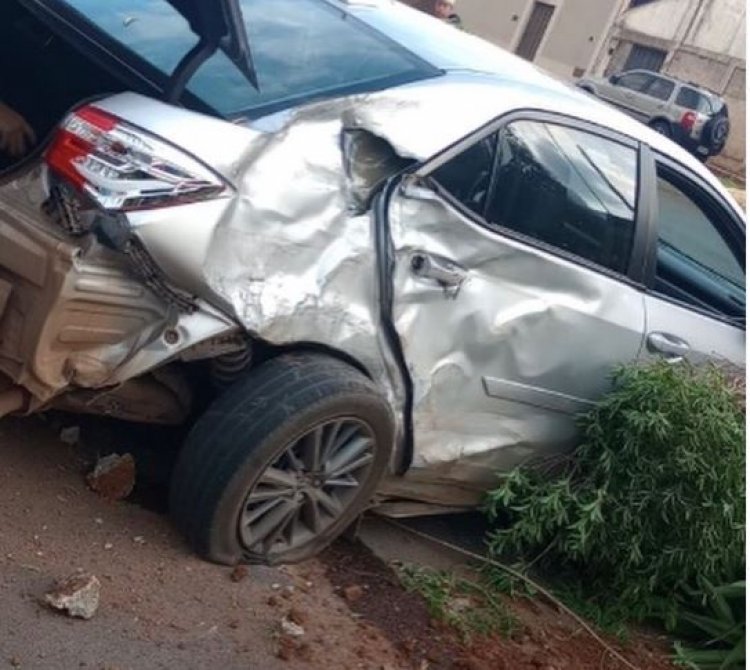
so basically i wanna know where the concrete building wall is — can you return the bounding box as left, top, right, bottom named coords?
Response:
left=455, top=0, right=529, bottom=47
left=595, top=0, right=746, bottom=174
left=620, top=0, right=695, bottom=42
left=401, top=0, right=621, bottom=80
left=537, top=0, right=622, bottom=78
left=689, top=0, right=745, bottom=57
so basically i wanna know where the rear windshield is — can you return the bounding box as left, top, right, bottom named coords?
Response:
left=59, top=0, right=438, bottom=118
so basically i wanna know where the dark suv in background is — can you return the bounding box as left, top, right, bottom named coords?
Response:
left=577, top=69, right=730, bottom=162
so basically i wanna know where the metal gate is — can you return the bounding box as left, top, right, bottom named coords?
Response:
left=624, top=44, right=667, bottom=72
left=515, top=2, right=555, bottom=62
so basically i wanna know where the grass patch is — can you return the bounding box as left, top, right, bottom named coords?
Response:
left=398, top=564, right=517, bottom=642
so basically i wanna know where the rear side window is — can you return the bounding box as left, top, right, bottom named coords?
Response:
left=431, top=121, right=638, bottom=274
left=675, top=87, right=713, bottom=114
left=654, top=174, right=745, bottom=319
left=430, top=134, right=498, bottom=217
left=59, top=0, right=436, bottom=117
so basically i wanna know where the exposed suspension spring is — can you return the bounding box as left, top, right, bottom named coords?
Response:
left=210, top=343, right=253, bottom=389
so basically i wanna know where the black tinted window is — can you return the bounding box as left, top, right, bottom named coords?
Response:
left=430, top=134, right=497, bottom=217
left=654, top=174, right=744, bottom=319
left=431, top=122, right=637, bottom=274
left=484, top=122, right=637, bottom=273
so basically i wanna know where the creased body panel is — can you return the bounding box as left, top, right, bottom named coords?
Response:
left=386, top=188, right=647, bottom=502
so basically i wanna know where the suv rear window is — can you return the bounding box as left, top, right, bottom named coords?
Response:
left=60, top=0, right=437, bottom=118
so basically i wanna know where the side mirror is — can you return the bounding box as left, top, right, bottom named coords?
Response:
left=609, top=74, right=621, bottom=85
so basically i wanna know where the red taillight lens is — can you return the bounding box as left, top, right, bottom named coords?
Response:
left=45, top=104, right=227, bottom=211
left=680, top=111, right=697, bottom=132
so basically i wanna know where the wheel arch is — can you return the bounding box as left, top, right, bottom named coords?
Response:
left=260, top=340, right=375, bottom=381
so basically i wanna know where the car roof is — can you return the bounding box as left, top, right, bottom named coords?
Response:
left=619, top=69, right=724, bottom=100
left=335, top=1, right=737, bottom=213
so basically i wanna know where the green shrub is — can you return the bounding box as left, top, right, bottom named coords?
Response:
left=484, top=362, right=745, bottom=622
left=673, top=579, right=745, bottom=670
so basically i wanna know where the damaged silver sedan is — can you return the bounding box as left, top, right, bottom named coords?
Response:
left=0, top=0, right=745, bottom=564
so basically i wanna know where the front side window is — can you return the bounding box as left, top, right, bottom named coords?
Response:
left=430, top=121, right=638, bottom=274
left=617, top=72, right=653, bottom=92
left=654, top=173, right=745, bottom=319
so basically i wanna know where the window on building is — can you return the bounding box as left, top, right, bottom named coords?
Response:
left=624, top=44, right=667, bottom=72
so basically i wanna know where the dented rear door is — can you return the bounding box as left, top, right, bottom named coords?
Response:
left=386, top=113, right=649, bottom=480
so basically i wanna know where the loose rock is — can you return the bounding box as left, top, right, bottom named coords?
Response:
left=86, top=454, right=136, bottom=501
left=287, top=607, right=307, bottom=626
left=343, top=584, right=364, bottom=603
left=230, top=565, right=248, bottom=583
left=44, top=574, right=101, bottom=619
left=280, top=616, right=305, bottom=638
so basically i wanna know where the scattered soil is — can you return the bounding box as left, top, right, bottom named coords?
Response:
left=322, top=539, right=676, bottom=670
left=0, top=417, right=405, bottom=669
left=1, top=414, right=677, bottom=670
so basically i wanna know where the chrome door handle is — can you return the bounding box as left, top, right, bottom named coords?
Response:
left=647, top=332, right=691, bottom=361
left=410, top=252, right=466, bottom=290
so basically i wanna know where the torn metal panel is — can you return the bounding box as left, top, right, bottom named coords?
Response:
left=0, top=170, right=238, bottom=403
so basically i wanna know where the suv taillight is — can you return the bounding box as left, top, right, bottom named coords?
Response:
left=680, top=111, right=697, bottom=132
left=45, top=104, right=228, bottom=211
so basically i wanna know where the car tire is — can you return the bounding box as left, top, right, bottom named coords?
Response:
left=703, top=115, right=730, bottom=155
left=169, top=353, right=394, bottom=566
left=649, top=120, right=672, bottom=138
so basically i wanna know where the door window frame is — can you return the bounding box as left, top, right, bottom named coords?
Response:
left=411, top=109, right=654, bottom=287
left=640, top=152, right=746, bottom=327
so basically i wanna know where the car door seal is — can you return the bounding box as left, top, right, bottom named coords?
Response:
left=374, top=174, right=415, bottom=475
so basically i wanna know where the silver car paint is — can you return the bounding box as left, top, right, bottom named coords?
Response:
left=88, top=69, right=742, bottom=505
left=1, top=16, right=743, bottom=506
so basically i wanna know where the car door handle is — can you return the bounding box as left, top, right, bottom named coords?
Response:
left=410, top=252, right=466, bottom=288
left=646, top=332, right=691, bottom=361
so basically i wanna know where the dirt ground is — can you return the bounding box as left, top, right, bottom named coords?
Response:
left=0, top=416, right=676, bottom=670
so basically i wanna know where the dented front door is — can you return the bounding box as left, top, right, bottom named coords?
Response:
left=386, top=115, right=647, bottom=481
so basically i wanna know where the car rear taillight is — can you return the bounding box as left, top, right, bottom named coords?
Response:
left=45, top=104, right=228, bottom=211
left=680, top=111, right=697, bottom=132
